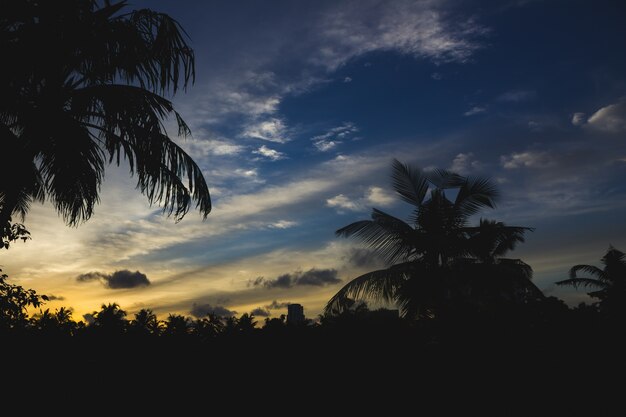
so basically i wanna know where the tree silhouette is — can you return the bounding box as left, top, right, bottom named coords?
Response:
left=91, top=303, right=127, bottom=334
left=163, top=314, right=189, bottom=337
left=556, top=246, right=626, bottom=319
left=0, top=0, right=211, bottom=239
left=326, top=159, right=538, bottom=318
left=0, top=269, right=46, bottom=330
left=129, top=308, right=162, bottom=336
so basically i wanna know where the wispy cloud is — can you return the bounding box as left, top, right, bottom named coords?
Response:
left=500, top=151, right=554, bottom=169
left=464, top=106, right=486, bottom=116
left=312, top=122, right=358, bottom=152
left=496, top=90, right=536, bottom=102
left=253, top=145, right=286, bottom=161
left=242, top=118, right=290, bottom=143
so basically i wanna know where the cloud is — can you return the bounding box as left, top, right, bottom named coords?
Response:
left=366, top=186, right=395, bottom=206
left=76, top=270, right=150, bottom=289
left=327, top=185, right=394, bottom=213
left=497, top=90, right=536, bottom=102
left=268, top=220, right=298, bottom=229
left=250, top=307, right=270, bottom=317
left=312, top=122, right=358, bottom=152
left=431, top=72, right=442, bottom=80
left=344, top=248, right=383, bottom=268
left=464, top=106, right=486, bottom=116
left=253, top=145, right=286, bottom=161
left=310, top=0, right=486, bottom=70
left=190, top=303, right=236, bottom=318
left=46, top=294, right=65, bottom=301
left=265, top=300, right=291, bottom=310
left=242, top=118, right=289, bottom=143
left=571, top=112, right=586, bottom=126
left=449, top=152, right=482, bottom=175
left=326, top=194, right=362, bottom=212
left=343, top=76, right=352, bottom=83
left=586, top=101, right=626, bottom=132
left=252, top=268, right=341, bottom=289
left=500, top=151, right=554, bottom=169
left=179, top=136, right=245, bottom=158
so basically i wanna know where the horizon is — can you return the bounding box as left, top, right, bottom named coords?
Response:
left=2, top=0, right=626, bottom=321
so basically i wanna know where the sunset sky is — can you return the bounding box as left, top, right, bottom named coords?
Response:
left=3, top=0, right=626, bottom=321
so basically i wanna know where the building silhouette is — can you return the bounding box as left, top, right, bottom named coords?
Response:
left=287, top=304, right=305, bottom=325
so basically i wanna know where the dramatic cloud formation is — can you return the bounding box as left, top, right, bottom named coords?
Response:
left=190, top=303, right=236, bottom=318
left=252, top=268, right=341, bottom=289
left=76, top=270, right=150, bottom=289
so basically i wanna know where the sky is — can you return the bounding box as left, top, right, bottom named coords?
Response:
left=3, top=0, right=626, bottom=321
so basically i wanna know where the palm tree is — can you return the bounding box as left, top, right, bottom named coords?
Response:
left=92, top=303, right=127, bottom=333
left=130, top=308, right=161, bottom=336
left=556, top=246, right=626, bottom=318
left=0, top=0, right=211, bottom=237
left=326, top=159, right=538, bottom=318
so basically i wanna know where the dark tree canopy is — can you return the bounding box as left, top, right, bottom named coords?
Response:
left=327, top=159, right=541, bottom=318
left=0, top=0, right=211, bottom=238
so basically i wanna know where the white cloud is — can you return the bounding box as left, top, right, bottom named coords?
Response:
left=571, top=112, right=586, bottom=126
left=366, top=187, right=395, bottom=207
left=268, top=220, right=298, bottom=229
left=327, top=185, right=395, bottom=213
left=431, top=72, right=442, bottom=80
left=464, top=106, right=486, bottom=116
left=312, top=122, right=358, bottom=152
left=311, top=1, right=486, bottom=71
left=449, top=152, right=482, bottom=174
left=586, top=101, right=626, bottom=132
left=497, top=90, right=536, bottom=102
left=343, top=76, right=352, bottom=83
left=253, top=145, right=286, bottom=161
left=242, top=118, right=289, bottom=143
left=326, top=194, right=362, bottom=212
left=500, top=151, right=554, bottom=169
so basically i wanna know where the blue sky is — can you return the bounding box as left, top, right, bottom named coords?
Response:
left=3, top=0, right=626, bottom=319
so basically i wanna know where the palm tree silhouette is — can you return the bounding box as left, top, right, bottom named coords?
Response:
left=0, top=0, right=211, bottom=235
left=326, top=159, right=538, bottom=318
left=92, top=303, right=127, bottom=333
left=130, top=308, right=162, bottom=336
left=556, top=246, right=626, bottom=318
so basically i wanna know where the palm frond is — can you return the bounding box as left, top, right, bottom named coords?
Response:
left=569, top=265, right=608, bottom=281
left=454, top=176, right=499, bottom=218
left=336, top=209, right=415, bottom=264
left=325, top=262, right=414, bottom=314
left=390, top=158, right=429, bottom=207
left=426, top=168, right=461, bottom=189
left=555, top=277, right=607, bottom=289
